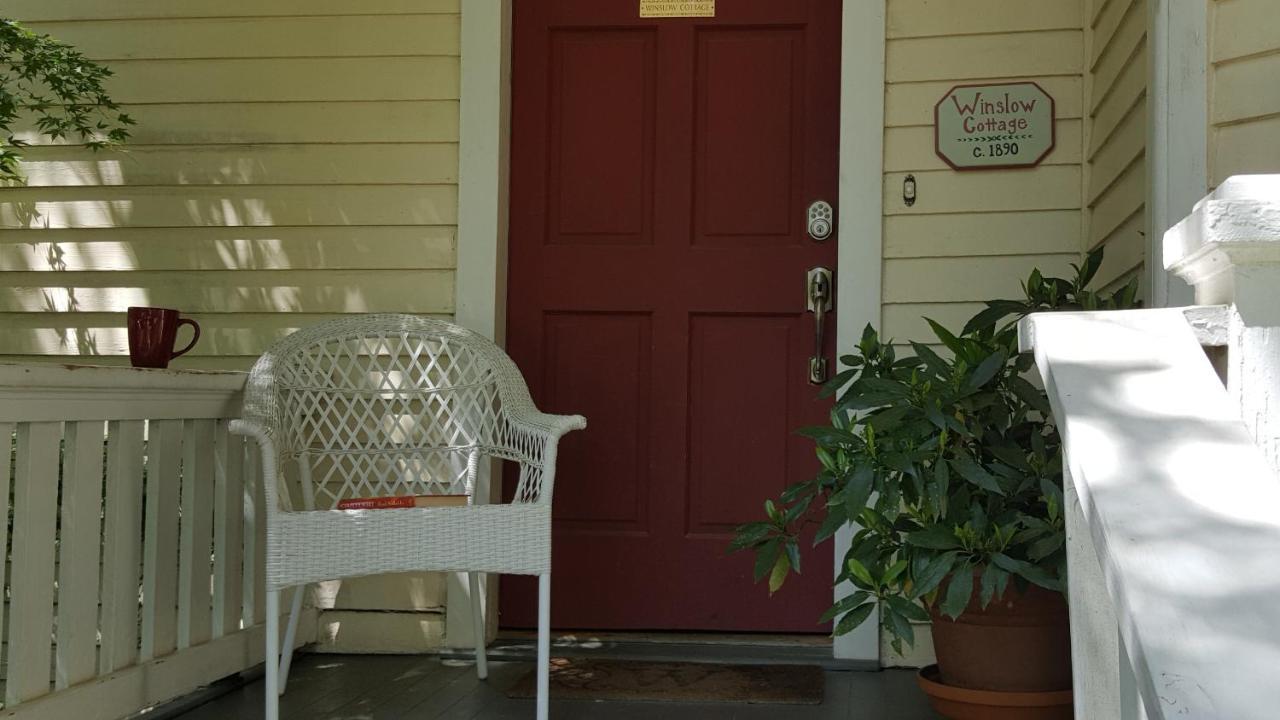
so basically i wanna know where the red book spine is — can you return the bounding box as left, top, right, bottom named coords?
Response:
left=336, top=496, right=416, bottom=510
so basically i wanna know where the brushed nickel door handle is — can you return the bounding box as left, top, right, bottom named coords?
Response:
left=806, top=267, right=833, bottom=384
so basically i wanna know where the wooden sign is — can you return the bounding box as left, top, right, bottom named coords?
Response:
left=640, top=0, right=715, bottom=18
left=935, top=82, right=1055, bottom=170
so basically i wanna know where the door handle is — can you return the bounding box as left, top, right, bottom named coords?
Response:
left=806, top=267, right=833, bottom=384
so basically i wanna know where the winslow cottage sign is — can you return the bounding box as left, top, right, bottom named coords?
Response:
left=935, top=81, right=1055, bottom=170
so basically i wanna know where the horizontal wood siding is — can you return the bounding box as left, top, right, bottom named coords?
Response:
left=1084, top=0, right=1147, bottom=290
left=882, top=0, right=1085, bottom=344
left=1211, top=0, right=1280, bottom=185
left=9, top=4, right=462, bottom=369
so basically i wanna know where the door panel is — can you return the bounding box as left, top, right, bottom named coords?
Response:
left=505, top=0, right=840, bottom=632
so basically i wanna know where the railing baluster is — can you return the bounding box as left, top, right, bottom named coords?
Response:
left=55, top=421, right=106, bottom=690
left=141, top=419, right=183, bottom=660
left=242, top=446, right=261, bottom=628
left=100, top=420, right=145, bottom=674
left=0, top=422, right=14, bottom=690
left=179, top=419, right=216, bottom=649
left=213, top=423, right=245, bottom=637
left=7, top=422, right=63, bottom=706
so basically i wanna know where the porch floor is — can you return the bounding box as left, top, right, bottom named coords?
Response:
left=169, top=653, right=941, bottom=719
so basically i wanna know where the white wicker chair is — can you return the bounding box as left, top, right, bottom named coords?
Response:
left=230, top=314, right=585, bottom=720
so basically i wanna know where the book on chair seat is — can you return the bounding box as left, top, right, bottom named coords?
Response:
left=335, top=494, right=469, bottom=510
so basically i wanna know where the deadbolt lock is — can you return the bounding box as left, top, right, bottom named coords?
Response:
left=807, top=200, right=834, bottom=242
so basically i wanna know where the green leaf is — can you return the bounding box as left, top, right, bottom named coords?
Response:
left=925, top=318, right=967, bottom=359
left=820, top=591, right=871, bottom=624
left=991, top=553, right=1063, bottom=592
left=1028, top=532, right=1064, bottom=561
left=906, top=524, right=960, bottom=550
left=882, top=559, right=909, bottom=586
left=753, top=539, right=780, bottom=582
left=883, top=603, right=916, bottom=648
left=961, top=300, right=1029, bottom=336
left=727, top=522, right=772, bottom=553
left=886, top=595, right=931, bottom=623
left=979, top=563, right=1005, bottom=607
left=1008, top=375, right=1052, bottom=416
left=949, top=454, right=1005, bottom=495
left=911, top=551, right=958, bottom=598
left=814, top=505, right=848, bottom=544
left=784, top=541, right=803, bottom=575
left=768, top=552, right=791, bottom=594
left=834, top=602, right=877, bottom=636
left=846, top=558, right=875, bottom=589
left=939, top=566, right=975, bottom=620
left=964, top=350, right=1007, bottom=392
left=843, top=463, right=876, bottom=517
left=1079, top=246, right=1104, bottom=287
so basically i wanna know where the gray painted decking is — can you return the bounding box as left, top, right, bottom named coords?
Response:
left=171, top=653, right=941, bottom=719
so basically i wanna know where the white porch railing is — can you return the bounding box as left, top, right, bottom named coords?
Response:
left=0, top=363, right=311, bottom=720
left=1020, top=175, right=1280, bottom=719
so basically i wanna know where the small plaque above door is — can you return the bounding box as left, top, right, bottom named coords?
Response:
left=640, top=1, right=715, bottom=18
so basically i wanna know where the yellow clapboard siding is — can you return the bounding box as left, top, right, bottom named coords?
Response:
left=1090, top=0, right=1137, bottom=65
left=0, top=312, right=451, bottom=357
left=0, top=227, right=455, bottom=272
left=1092, top=211, right=1146, bottom=288
left=885, top=120, right=1082, bottom=171
left=882, top=303, right=987, bottom=344
left=1088, top=59, right=1146, bottom=157
left=0, top=186, right=458, bottom=229
left=15, top=102, right=459, bottom=146
left=104, top=58, right=459, bottom=104
left=1213, top=52, right=1280, bottom=125
left=0, top=270, right=455, bottom=314
left=887, top=0, right=1082, bottom=39
left=1090, top=0, right=1115, bottom=26
left=884, top=211, right=1082, bottom=259
left=886, top=31, right=1083, bottom=83
left=884, top=255, right=1079, bottom=304
left=885, top=76, right=1083, bottom=127
left=1088, top=157, right=1146, bottom=248
left=1212, top=0, right=1280, bottom=63
left=1212, top=115, right=1280, bottom=185
left=26, top=15, right=461, bottom=60
left=9, top=1, right=460, bottom=21
left=1087, top=99, right=1146, bottom=203
left=18, top=144, right=459, bottom=187
left=1089, top=1, right=1146, bottom=114
left=883, top=167, right=1081, bottom=216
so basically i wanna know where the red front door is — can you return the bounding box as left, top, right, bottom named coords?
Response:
left=503, top=0, right=841, bottom=632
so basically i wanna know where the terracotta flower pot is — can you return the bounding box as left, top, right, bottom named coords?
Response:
left=918, top=665, right=1073, bottom=720
left=928, top=571, right=1072, bottom=692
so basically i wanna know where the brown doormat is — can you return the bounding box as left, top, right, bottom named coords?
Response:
left=506, top=658, right=824, bottom=705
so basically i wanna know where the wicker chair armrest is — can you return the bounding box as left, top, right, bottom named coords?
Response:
left=507, top=409, right=587, bottom=440
left=229, top=418, right=283, bottom=513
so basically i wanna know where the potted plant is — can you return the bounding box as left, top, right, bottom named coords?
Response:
left=731, top=250, right=1138, bottom=719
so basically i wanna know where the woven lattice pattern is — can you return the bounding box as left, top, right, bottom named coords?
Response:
left=234, top=314, right=586, bottom=587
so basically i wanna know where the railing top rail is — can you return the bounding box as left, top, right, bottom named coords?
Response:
left=1021, top=308, right=1280, bottom=720
left=0, top=362, right=247, bottom=422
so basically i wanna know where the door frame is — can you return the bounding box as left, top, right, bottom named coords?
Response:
left=453, top=0, right=885, bottom=663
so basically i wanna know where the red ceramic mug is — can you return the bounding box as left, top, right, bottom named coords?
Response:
left=127, top=307, right=201, bottom=369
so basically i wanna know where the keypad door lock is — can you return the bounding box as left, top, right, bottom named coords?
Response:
left=807, top=200, right=834, bottom=242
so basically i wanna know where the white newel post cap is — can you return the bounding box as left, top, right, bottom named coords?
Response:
left=1164, top=174, right=1280, bottom=307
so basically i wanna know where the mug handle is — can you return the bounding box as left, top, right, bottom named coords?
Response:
left=171, top=318, right=201, bottom=360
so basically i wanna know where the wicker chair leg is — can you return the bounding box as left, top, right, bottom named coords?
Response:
left=265, top=590, right=281, bottom=720
left=469, top=572, right=488, bottom=679
left=279, top=585, right=305, bottom=693
left=536, top=573, right=551, bottom=720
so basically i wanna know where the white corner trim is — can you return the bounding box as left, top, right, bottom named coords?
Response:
left=833, top=0, right=886, bottom=664
left=452, top=0, right=885, bottom=663
left=1146, top=0, right=1206, bottom=307
left=455, top=0, right=513, bottom=344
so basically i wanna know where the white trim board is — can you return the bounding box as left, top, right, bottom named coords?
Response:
left=453, top=0, right=885, bottom=663
left=1146, top=0, right=1206, bottom=308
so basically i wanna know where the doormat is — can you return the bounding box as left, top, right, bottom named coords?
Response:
left=506, top=658, right=824, bottom=704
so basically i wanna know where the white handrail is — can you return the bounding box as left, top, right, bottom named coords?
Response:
left=0, top=363, right=306, bottom=720
left=1020, top=309, right=1280, bottom=719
